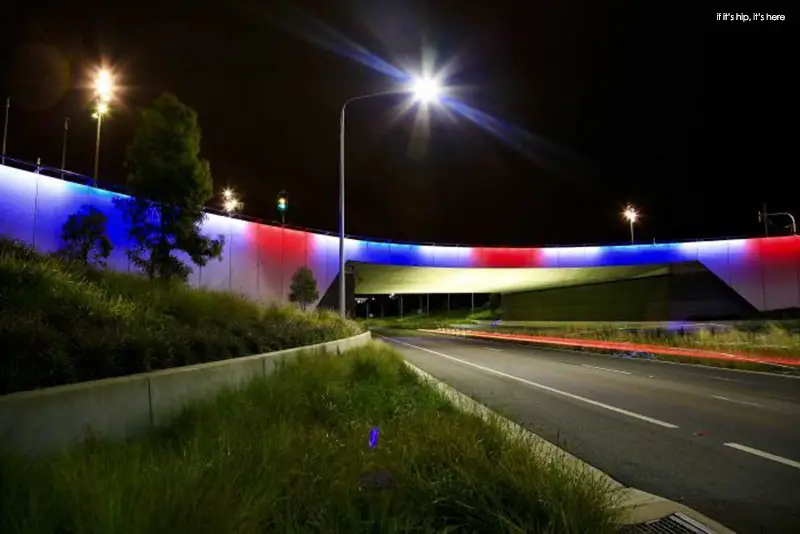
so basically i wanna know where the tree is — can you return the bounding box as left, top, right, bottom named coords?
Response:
left=114, top=92, right=223, bottom=282
left=58, top=205, right=113, bottom=267
left=289, top=266, right=320, bottom=311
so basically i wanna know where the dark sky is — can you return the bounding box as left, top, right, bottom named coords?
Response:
left=0, top=1, right=794, bottom=246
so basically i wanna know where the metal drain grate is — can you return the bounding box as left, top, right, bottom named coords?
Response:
left=620, top=512, right=717, bottom=534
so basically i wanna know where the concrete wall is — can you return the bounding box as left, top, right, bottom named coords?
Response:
left=1, top=164, right=799, bottom=311
left=502, top=264, right=757, bottom=321
left=0, top=332, right=371, bottom=455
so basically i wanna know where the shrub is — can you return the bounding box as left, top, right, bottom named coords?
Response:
left=0, top=243, right=363, bottom=394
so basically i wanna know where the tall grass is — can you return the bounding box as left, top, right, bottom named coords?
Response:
left=0, top=239, right=361, bottom=394
left=489, top=323, right=800, bottom=360
left=370, top=308, right=800, bottom=359
left=0, top=343, right=620, bottom=533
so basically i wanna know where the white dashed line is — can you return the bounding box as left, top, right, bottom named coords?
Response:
left=483, top=347, right=505, bottom=352
left=711, top=395, right=763, bottom=408
left=724, top=443, right=800, bottom=470
left=581, top=364, right=632, bottom=375
left=382, top=336, right=679, bottom=429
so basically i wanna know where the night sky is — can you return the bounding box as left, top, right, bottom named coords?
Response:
left=0, top=1, right=793, bottom=247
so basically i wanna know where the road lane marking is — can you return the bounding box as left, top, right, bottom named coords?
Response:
left=381, top=335, right=679, bottom=429
left=483, top=347, right=504, bottom=352
left=581, top=364, right=632, bottom=375
left=724, top=443, right=800, bottom=470
left=711, top=395, right=764, bottom=408
left=709, top=376, right=740, bottom=383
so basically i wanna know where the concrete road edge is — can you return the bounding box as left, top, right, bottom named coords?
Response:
left=400, top=358, right=737, bottom=533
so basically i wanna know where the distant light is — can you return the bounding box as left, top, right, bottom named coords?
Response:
left=411, top=77, right=442, bottom=103
left=623, top=206, right=638, bottom=223
left=223, top=198, right=241, bottom=213
left=222, top=188, right=234, bottom=200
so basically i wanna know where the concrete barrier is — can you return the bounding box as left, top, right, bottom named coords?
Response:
left=0, top=332, right=372, bottom=455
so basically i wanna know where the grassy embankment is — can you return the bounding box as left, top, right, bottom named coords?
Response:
left=0, top=343, right=620, bottom=534
left=368, top=311, right=800, bottom=371
left=0, top=239, right=361, bottom=394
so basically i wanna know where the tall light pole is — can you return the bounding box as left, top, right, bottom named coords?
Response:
left=222, top=188, right=241, bottom=291
left=60, top=117, right=70, bottom=178
left=623, top=205, right=639, bottom=244
left=760, top=209, right=797, bottom=236
left=92, top=68, right=114, bottom=183
left=2, top=97, right=9, bottom=165
left=338, top=77, right=442, bottom=317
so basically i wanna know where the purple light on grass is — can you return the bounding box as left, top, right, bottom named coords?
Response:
left=369, top=427, right=380, bottom=448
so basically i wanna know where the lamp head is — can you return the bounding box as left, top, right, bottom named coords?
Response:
left=411, top=77, right=442, bottom=103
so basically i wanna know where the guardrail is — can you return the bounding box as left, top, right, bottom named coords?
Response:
left=0, top=332, right=371, bottom=455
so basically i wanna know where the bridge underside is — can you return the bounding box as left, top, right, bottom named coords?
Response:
left=350, top=261, right=757, bottom=321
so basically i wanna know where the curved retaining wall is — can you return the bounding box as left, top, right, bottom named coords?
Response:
left=0, top=332, right=372, bottom=455
left=1, top=165, right=798, bottom=311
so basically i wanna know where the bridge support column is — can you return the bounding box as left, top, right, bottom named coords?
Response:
left=471, top=293, right=474, bottom=315
left=399, top=295, right=403, bottom=318
left=447, top=293, right=450, bottom=312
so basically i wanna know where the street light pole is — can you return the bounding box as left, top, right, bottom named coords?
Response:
left=337, top=83, right=440, bottom=318
left=623, top=205, right=639, bottom=244
left=61, top=117, right=70, bottom=178
left=767, top=212, right=797, bottom=236
left=93, top=112, right=103, bottom=181
left=2, top=97, right=9, bottom=165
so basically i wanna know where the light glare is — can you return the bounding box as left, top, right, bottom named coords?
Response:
left=95, top=69, right=114, bottom=102
left=412, top=77, right=441, bottom=103
left=623, top=206, right=638, bottom=223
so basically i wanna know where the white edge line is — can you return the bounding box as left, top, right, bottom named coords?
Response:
left=380, top=335, right=679, bottom=429
left=581, top=364, right=632, bottom=375
left=710, top=395, right=764, bottom=408
left=724, top=443, right=800, bottom=470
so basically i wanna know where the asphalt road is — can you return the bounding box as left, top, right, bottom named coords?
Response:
left=377, top=329, right=800, bottom=534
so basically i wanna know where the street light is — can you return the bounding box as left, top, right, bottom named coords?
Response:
left=277, top=190, right=288, bottom=226
left=222, top=189, right=242, bottom=290
left=91, top=68, right=114, bottom=182
left=623, top=205, right=639, bottom=244
left=338, top=76, right=443, bottom=317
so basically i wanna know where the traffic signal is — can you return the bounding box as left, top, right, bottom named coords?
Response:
left=277, top=191, right=288, bottom=212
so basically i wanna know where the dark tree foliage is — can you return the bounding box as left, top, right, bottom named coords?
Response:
left=488, top=293, right=502, bottom=311
left=114, top=92, right=223, bottom=282
left=58, top=205, right=113, bottom=267
left=289, top=266, right=320, bottom=311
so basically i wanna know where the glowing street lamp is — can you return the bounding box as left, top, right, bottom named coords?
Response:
left=95, top=69, right=114, bottom=103
left=411, top=77, right=442, bottom=103
left=337, top=76, right=444, bottom=317
left=623, top=205, right=639, bottom=243
left=91, top=68, right=114, bottom=182
left=222, top=189, right=241, bottom=290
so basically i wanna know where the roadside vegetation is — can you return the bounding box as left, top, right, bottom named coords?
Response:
left=0, top=239, right=361, bottom=394
left=0, top=343, right=620, bottom=534
left=483, top=321, right=800, bottom=362
left=368, top=309, right=800, bottom=369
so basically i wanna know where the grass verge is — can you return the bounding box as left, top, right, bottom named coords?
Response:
left=0, top=239, right=362, bottom=394
left=369, top=309, right=800, bottom=363
left=0, top=343, right=620, bottom=534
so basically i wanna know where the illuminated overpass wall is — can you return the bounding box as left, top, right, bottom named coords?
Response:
left=1, top=165, right=799, bottom=311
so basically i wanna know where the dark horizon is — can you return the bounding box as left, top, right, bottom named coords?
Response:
left=0, top=1, right=793, bottom=247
